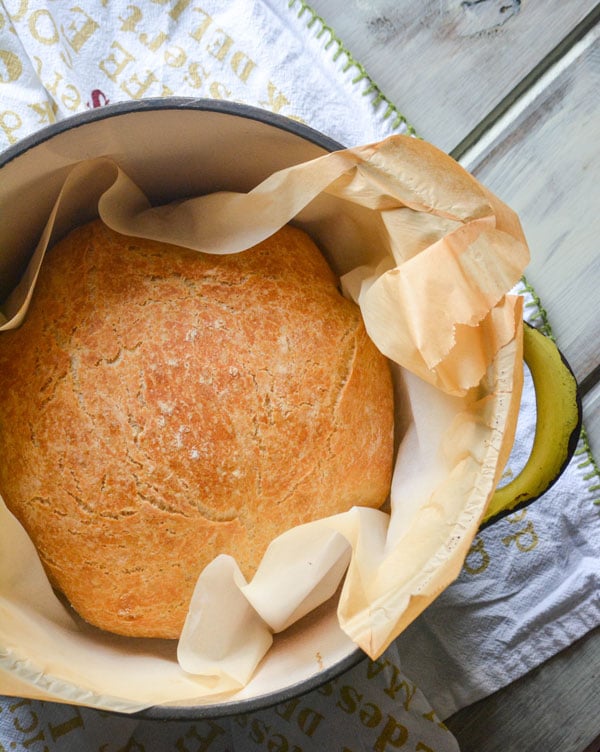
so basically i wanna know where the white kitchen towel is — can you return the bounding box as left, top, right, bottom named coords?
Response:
left=1, top=0, right=599, bottom=740
left=0, top=0, right=411, bottom=152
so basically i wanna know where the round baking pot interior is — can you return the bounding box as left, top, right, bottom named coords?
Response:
left=0, top=99, right=368, bottom=720
left=0, top=99, right=345, bottom=304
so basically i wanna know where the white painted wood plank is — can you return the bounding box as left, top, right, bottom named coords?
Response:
left=307, top=0, right=596, bottom=151
left=459, top=25, right=600, bottom=385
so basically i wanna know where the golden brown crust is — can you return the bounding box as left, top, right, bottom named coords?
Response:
left=0, top=220, right=394, bottom=638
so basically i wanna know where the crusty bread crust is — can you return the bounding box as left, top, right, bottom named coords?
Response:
left=0, top=220, right=394, bottom=638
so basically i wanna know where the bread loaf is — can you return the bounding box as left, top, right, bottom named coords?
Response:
left=0, top=220, right=394, bottom=638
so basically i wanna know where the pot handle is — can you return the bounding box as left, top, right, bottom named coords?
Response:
left=480, top=323, right=582, bottom=528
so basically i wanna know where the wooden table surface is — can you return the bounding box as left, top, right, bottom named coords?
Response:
left=308, top=2, right=600, bottom=750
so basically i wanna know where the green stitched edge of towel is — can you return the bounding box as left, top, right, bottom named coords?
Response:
left=287, top=0, right=416, bottom=134
left=519, top=277, right=600, bottom=507
left=288, top=0, right=600, bottom=509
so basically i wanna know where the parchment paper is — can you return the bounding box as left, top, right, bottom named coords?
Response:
left=0, top=135, right=528, bottom=710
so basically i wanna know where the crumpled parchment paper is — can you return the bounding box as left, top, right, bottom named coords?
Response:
left=0, top=134, right=528, bottom=710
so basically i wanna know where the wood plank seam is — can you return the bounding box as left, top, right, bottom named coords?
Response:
left=458, top=18, right=600, bottom=172
left=579, top=364, right=600, bottom=399
left=450, top=3, right=600, bottom=161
